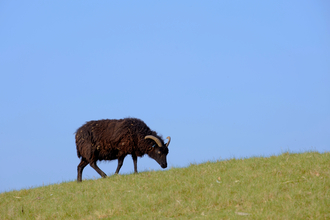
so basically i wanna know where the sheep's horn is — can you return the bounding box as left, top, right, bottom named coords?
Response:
left=145, top=135, right=163, bottom=147
left=165, top=136, right=171, bottom=147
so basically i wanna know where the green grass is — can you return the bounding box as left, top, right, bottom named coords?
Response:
left=1, top=151, right=329, bottom=219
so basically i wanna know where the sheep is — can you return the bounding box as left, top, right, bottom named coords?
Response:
left=75, top=117, right=171, bottom=182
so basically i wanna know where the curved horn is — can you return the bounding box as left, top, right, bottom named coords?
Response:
left=145, top=135, right=163, bottom=147
left=165, top=136, right=171, bottom=147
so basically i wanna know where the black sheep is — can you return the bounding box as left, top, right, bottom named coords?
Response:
left=75, top=118, right=171, bottom=182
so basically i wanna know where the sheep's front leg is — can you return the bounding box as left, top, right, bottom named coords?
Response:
left=132, top=154, right=138, bottom=173
left=115, top=155, right=126, bottom=174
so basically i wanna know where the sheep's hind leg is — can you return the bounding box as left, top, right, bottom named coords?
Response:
left=90, top=161, right=107, bottom=178
left=77, top=158, right=89, bottom=182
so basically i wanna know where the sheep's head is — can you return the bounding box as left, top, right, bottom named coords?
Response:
left=145, top=136, right=171, bottom=168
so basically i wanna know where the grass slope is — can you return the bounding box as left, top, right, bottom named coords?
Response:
left=1, top=152, right=329, bottom=219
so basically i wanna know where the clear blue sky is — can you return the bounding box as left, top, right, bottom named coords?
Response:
left=1, top=1, right=329, bottom=193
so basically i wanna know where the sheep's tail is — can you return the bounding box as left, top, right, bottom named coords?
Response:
left=75, top=132, right=82, bottom=158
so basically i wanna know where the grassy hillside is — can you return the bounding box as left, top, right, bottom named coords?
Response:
left=1, top=152, right=329, bottom=219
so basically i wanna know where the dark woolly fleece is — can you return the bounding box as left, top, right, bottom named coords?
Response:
left=75, top=118, right=166, bottom=162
